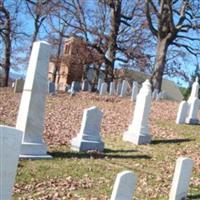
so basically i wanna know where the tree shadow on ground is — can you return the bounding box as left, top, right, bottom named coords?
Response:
left=187, top=194, right=200, bottom=199
left=151, top=138, right=194, bottom=145
left=50, top=149, right=151, bottom=160
left=104, top=148, right=137, bottom=153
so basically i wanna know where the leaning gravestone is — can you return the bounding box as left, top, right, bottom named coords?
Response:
left=14, top=78, right=24, bottom=93
left=16, top=41, right=52, bottom=159
left=0, top=125, right=22, bottom=200
left=131, top=81, right=139, bottom=101
left=100, top=82, right=108, bottom=96
left=176, top=101, right=189, bottom=124
left=169, top=157, right=193, bottom=200
left=120, top=80, right=128, bottom=97
left=110, top=171, right=137, bottom=200
left=48, top=81, right=56, bottom=95
left=109, top=82, right=115, bottom=96
left=123, top=80, right=152, bottom=145
left=70, top=106, right=104, bottom=152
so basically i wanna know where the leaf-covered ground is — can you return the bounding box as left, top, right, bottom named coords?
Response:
left=1, top=88, right=200, bottom=200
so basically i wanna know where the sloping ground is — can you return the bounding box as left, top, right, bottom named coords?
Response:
left=0, top=88, right=200, bottom=200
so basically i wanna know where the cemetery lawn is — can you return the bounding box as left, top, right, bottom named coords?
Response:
left=1, top=88, right=200, bottom=200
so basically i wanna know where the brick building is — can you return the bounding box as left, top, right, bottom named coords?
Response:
left=48, top=37, right=103, bottom=91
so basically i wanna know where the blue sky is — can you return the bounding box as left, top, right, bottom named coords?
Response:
left=4, top=0, right=198, bottom=88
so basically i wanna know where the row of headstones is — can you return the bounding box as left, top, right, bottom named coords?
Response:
left=70, top=79, right=152, bottom=149
left=48, top=77, right=165, bottom=101
left=97, top=79, right=166, bottom=101
left=176, top=77, right=200, bottom=125
left=0, top=129, right=194, bottom=200
left=111, top=157, right=194, bottom=200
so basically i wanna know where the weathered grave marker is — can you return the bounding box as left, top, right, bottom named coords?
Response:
left=169, top=157, right=193, bottom=200
left=100, top=82, right=108, bottom=96
left=176, top=101, right=189, bottom=124
left=109, top=82, right=115, bottom=96
left=48, top=81, right=56, bottom=95
left=14, top=78, right=24, bottom=93
left=16, top=41, right=52, bottom=159
left=111, top=171, right=137, bottom=200
left=70, top=106, right=104, bottom=152
left=123, top=80, right=152, bottom=145
left=120, top=80, right=128, bottom=97
left=131, top=81, right=139, bottom=101
left=0, top=125, right=22, bottom=200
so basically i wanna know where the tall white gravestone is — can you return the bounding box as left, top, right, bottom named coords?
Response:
left=109, top=82, right=115, bottom=96
left=16, top=41, right=52, bottom=159
left=123, top=80, right=152, bottom=145
left=188, top=77, right=199, bottom=101
left=176, top=101, right=189, bottom=124
left=110, top=171, right=137, bottom=200
left=120, top=80, right=128, bottom=97
left=169, top=157, right=194, bottom=200
left=70, top=106, right=104, bottom=152
left=131, top=81, right=139, bottom=101
left=0, top=125, right=22, bottom=200
left=185, top=77, right=200, bottom=124
left=185, top=98, right=200, bottom=124
left=100, top=82, right=108, bottom=96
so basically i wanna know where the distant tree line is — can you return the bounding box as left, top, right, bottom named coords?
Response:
left=1, top=0, right=200, bottom=90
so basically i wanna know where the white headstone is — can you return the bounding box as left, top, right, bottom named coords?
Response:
left=169, top=157, right=194, bottom=200
left=120, top=80, right=128, bottom=97
left=0, top=125, right=22, bottom=200
left=82, top=79, right=89, bottom=91
left=131, top=81, right=139, bottom=101
left=176, top=101, right=189, bottom=124
left=116, top=82, right=122, bottom=95
left=152, top=89, right=159, bottom=100
left=111, top=171, right=137, bottom=200
left=109, top=82, right=115, bottom=96
left=70, top=106, right=104, bottom=152
left=185, top=98, right=200, bottom=124
left=123, top=80, right=152, bottom=145
left=11, top=82, right=15, bottom=88
left=188, top=77, right=199, bottom=101
left=97, top=78, right=103, bottom=91
left=16, top=41, right=52, bottom=159
left=100, top=82, right=108, bottom=96
left=14, top=78, right=24, bottom=93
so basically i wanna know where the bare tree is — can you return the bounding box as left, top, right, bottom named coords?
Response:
left=0, top=2, right=11, bottom=86
left=24, top=0, right=53, bottom=50
left=145, top=0, right=200, bottom=91
left=52, top=0, right=149, bottom=83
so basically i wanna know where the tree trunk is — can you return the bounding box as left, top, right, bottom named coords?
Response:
left=1, top=5, right=11, bottom=87
left=105, top=0, right=121, bottom=83
left=151, top=39, right=169, bottom=92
